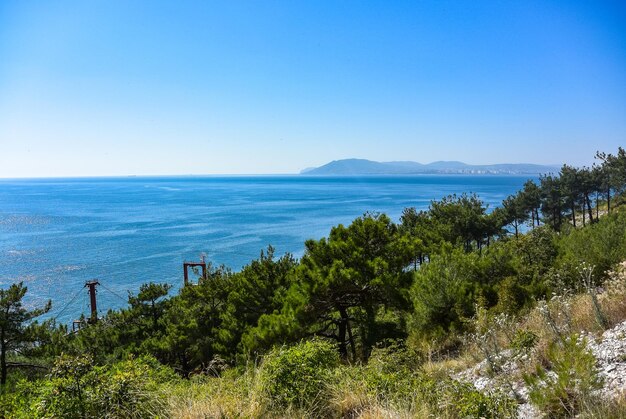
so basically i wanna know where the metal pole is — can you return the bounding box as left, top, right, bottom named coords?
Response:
left=85, top=280, right=100, bottom=323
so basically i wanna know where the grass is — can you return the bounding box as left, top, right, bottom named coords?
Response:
left=576, top=394, right=626, bottom=419
left=131, top=200, right=626, bottom=418
left=166, top=371, right=264, bottom=418
left=161, top=262, right=626, bottom=418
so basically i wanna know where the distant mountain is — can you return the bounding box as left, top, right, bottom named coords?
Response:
left=301, top=159, right=558, bottom=175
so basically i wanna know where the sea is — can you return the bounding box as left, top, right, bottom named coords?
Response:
left=0, top=175, right=534, bottom=323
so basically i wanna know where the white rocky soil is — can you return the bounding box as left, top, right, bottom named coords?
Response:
left=455, top=320, right=626, bottom=418
left=585, top=320, right=626, bottom=400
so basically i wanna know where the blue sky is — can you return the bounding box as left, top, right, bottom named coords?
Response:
left=0, top=1, right=625, bottom=177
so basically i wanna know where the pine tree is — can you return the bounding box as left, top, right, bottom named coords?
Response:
left=0, top=282, right=51, bottom=385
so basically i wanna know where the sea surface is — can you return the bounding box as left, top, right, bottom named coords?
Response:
left=0, top=175, right=533, bottom=323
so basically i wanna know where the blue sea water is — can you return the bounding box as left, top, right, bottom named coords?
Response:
left=0, top=175, right=533, bottom=323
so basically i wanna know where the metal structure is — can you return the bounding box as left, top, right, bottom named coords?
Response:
left=85, top=280, right=100, bottom=323
left=70, top=279, right=100, bottom=333
left=183, top=259, right=207, bottom=286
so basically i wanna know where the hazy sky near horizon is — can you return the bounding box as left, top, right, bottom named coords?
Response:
left=1, top=1, right=625, bottom=177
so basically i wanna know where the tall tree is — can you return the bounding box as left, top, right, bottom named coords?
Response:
left=399, top=207, right=433, bottom=267
left=540, top=174, right=563, bottom=230
left=591, top=163, right=606, bottom=219
left=594, top=149, right=626, bottom=214
left=520, top=180, right=542, bottom=227
left=502, top=193, right=526, bottom=237
left=428, top=193, right=487, bottom=251
left=221, top=247, right=297, bottom=358
left=0, top=282, right=51, bottom=385
left=578, top=167, right=596, bottom=225
left=128, top=282, right=172, bottom=333
left=560, top=165, right=582, bottom=227
left=158, top=264, right=231, bottom=375
left=255, top=213, right=413, bottom=361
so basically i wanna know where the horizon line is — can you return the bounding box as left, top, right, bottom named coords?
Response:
left=0, top=172, right=555, bottom=181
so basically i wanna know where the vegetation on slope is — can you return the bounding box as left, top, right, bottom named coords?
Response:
left=1, top=147, right=626, bottom=417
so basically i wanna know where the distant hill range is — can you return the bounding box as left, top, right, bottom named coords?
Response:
left=301, top=159, right=558, bottom=175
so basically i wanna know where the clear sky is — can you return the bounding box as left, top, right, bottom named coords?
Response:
left=1, top=1, right=625, bottom=177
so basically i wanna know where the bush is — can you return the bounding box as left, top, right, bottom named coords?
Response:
left=0, top=379, right=40, bottom=419
left=23, top=354, right=176, bottom=419
left=361, top=341, right=422, bottom=403
left=440, top=380, right=518, bottom=419
left=558, top=212, right=626, bottom=286
left=410, top=247, right=481, bottom=339
left=524, top=334, right=602, bottom=418
left=331, top=345, right=515, bottom=418
left=511, top=329, right=538, bottom=354
left=258, top=339, right=340, bottom=410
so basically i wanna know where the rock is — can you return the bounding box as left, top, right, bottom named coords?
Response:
left=454, top=319, right=626, bottom=418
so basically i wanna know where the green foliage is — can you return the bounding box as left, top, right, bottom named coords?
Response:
left=0, top=282, right=51, bottom=385
left=511, top=329, right=538, bottom=354
left=557, top=212, right=626, bottom=286
left=440, top=380, right=517, bottom=419
left=0, top=378, right=40, bottom=419
left=540, top=174, right=564, bottom=230
left=502, top=192, right=528, bottom=236
left=512, top=226, right=558, bottom=278
left=19, top=354, right=176, bottom=419
left=597, top=147, right=626, bottom=209
left=410, top=244, right=516, bottom=339
left=258, top=339, right=339, bottom=410
left=524, top=334, right=602, bottom=418
left=428, top=193, right=489, bottom=250
left=128, top=282, right=172, bottom=333
left=254, top=212, right=414, bottom=361
left=220, top=246, right=297, bottom=359
left=3, top=148, right=626, bottom=418
left=494, top=275, right=528, bottom=314
left=410, top=246, right=475, bottom=339
left=157, top=270, right=230, bottom=375
left=360, top=341, right=422, bottom=403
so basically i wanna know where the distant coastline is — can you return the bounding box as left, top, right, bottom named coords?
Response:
left=302, top=158, right=558, bottom=176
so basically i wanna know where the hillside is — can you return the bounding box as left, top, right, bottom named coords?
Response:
left=1, top=148, right=625, bottom=418
left=302, top=158, right=558, bottom=175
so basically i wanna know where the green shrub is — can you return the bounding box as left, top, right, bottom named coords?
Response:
left=0, top=379, right=40, bottom=419
left=557, top=212, right=626, bottom=286
left=511, top=329, right=538, bottom=354
left=495, top=275, right=528, bottom=314
left=26, top=354, right=176, bottom=419
left=362, top=341, right=422, bottom=403
left=441, top=380, right=518, bottom=419
left=410, top=247, right=481, bottom=339
left=401, top=377, right=517, bottom=419
left=344, top=339, right=515, bottom=418
left=258, top=339, right=340, bottom=410
left=524, top=334, right=602, bottom=417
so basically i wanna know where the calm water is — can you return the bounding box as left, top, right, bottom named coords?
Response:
left=0, top=175, right=533, bottom=323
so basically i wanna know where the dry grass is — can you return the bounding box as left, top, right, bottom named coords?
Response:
left=517, top=262, right=625, bottom=345
left=329, top=382, right=441, bottom=419
left=166, top=374, right=423, bottom=419
left=329, top=373, right=373, bottom=418
left=449, top=261, right=626, bottom=392
left=578, top=394, right=626, bottom=419
left=165, top=362, right=443, bottom=419
left=166, top=372, right=266, bottom=418
left=330, top=390, right=415, bottom=419
left=165, top=263, right=626, bottom=419
left=421, top=355, right=474, bottom=379
left=601, top=261, right=626, bottom=324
